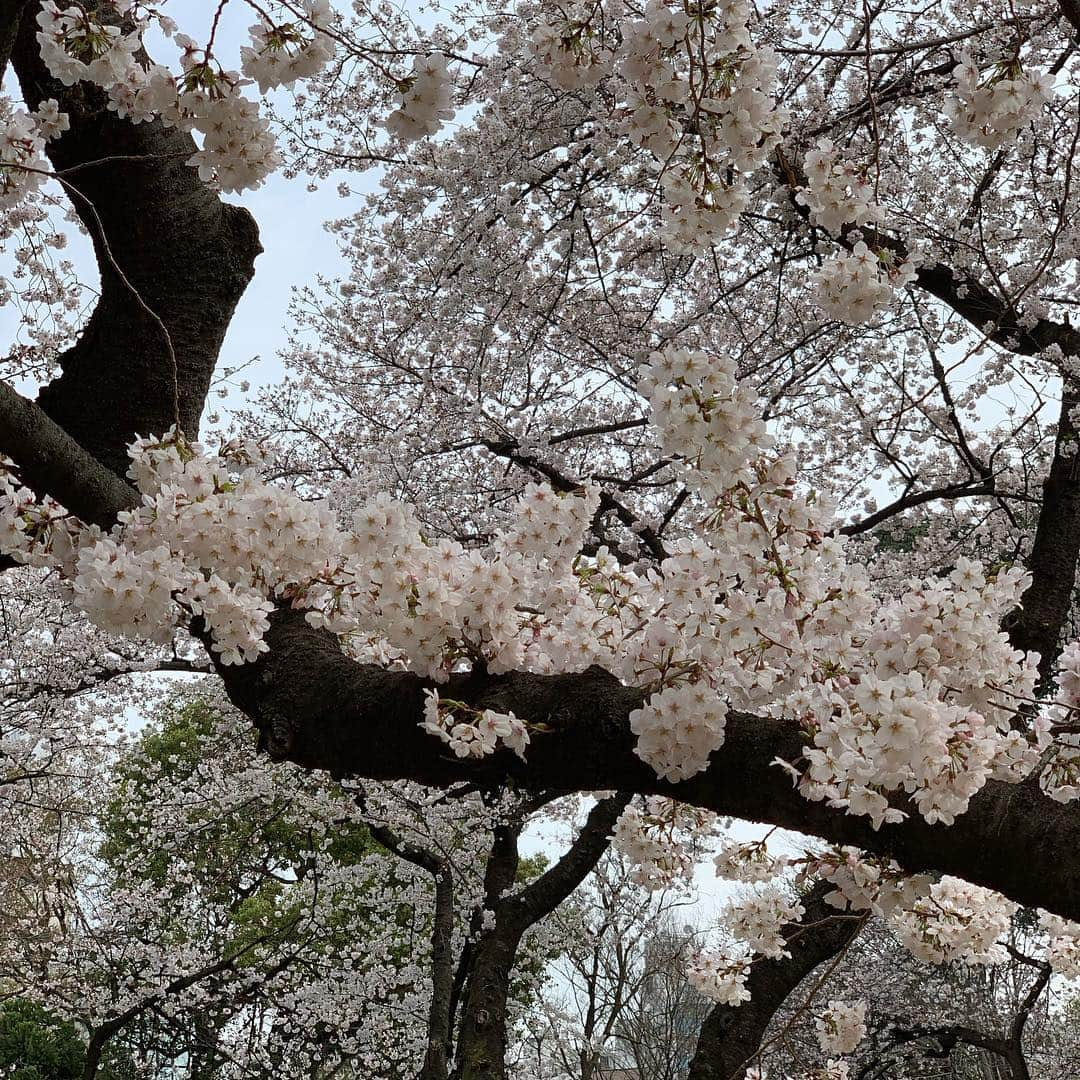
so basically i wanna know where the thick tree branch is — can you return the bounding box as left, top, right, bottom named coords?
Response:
left=9, top=2, right=261, bottom=477
left=910, top=262, right=1080, bottom=360
left=1, top=355, right=1077, bottom=928
left=422, top=864, right=456, bottom=1080
left=1059, top=0, right=1080, bottom=36
left=687, top=882, right=865, bottom=1080
left=878, top=245, right=1080, bottom=679
left=212, top=606, right=1080, bottom=922
left=0, top=380, right=138, bottom=526
left=452, top=798, right=628, bottom=1079
left=890, top=1021, right=1009, bottom=1059
left=452, top=825, right=522, bottom=1080
left=839, top=479, right=996, bottom=537
left=0, top=0, right=31, bottom=76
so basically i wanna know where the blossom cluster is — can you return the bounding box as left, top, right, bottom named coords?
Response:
left=806, top=847, right=932, bottom=917
left=721, top=885, right=805, bottom=959
left=36, top=1, right=140, bottom=88
left=529, top=16, right=605, bottom=91
left=814, top=1000, right=867, bottom=1056
left=240, top=1, right=336, bottom=95
left=307, top=482, right=604, bottom=680
left=0, top=461, right=74, bottom=568
left=609, top=798, right=716, bottom=890
left=528, top=0, right=785, bottom=252
left=1039, top=911, right=1080, bottom=978
left=797, top=139, right=881, bottom=235
left=686, top=949, right=751, bottom=1006
left=629, top=680, right=727, bottom=781
left=420, top=689, right=529, bottom=759
left=889, top=877, right=1017, bottom=965
left=1, top=432, right=589, bottom=684
left=796, top=138, right=918, bottom=324
left=946, top=53, right=1052, bottom=149
left=811, top=242, right=918, bottom=325
left=385, top=54, right=454, bottom=141
left=34, top=1, right=336, bottom=192
left=713, top=838, right=788, bottom=883
left=639, top=345, right=773, bottom=499
left=794, top=559, right=1039, bottom=829
left=41, top=432, right=332, bottom=663
left=0, top=105, right=51, bottom=210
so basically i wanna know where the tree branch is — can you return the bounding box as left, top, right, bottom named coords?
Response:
left=211, top=605, right=1080, bottom=922
left=499, top=794, right=631, bottom=932
left=9, top=2, right=262, bottom=477
left=687, top=882, right=865, bottom=1080
left=1002, top=380, right=1080, bottom=684
left=0, top=380, right=138, bottom=526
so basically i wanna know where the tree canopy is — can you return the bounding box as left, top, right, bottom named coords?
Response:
left=1, top=0, right=1080, bottom=1076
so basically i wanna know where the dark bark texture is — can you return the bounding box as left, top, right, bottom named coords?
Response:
left=782, top=153, right=1080, bottom=680
left=9, top=2, right=261, bottom=478
left=0, top=380, right=138, bottom=525
left=686, top=882, right=864, bottom=1080
left=208, top=605, right=1080, bottom=922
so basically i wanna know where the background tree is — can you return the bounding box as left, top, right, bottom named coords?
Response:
left=0, top=1000, right=85, bottom=1080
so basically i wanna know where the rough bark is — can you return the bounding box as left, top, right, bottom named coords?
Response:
left=686, top=882, right=864, bottom=1080
left=0, top=381, right=138, bottom=525
left=0, top=0, right=32, bottom=75
left=452, top=796, right=630, bottom=1080
left=423, top=867, right=456, bottom=1080
left=453, top=928, right=520, bottom=1080
left=8, top=2, right=261, bottom=478
left=208, top=605, right=1080, bottom=922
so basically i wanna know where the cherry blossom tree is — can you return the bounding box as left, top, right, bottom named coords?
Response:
left=3, top=0, right=1080, bottom=1076
left=2, top=680, right=628, bottom=1079
left=741, top=914, right=1079, bottom=1080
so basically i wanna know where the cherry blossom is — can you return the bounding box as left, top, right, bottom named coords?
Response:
left=814, top=1000, right=867, bottom=1056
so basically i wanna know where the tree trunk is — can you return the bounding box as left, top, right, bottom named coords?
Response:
left=452, top=930, right=519, bottom=1080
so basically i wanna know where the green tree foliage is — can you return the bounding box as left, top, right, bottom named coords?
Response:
left=0, top=999, right=84, bottom=1080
